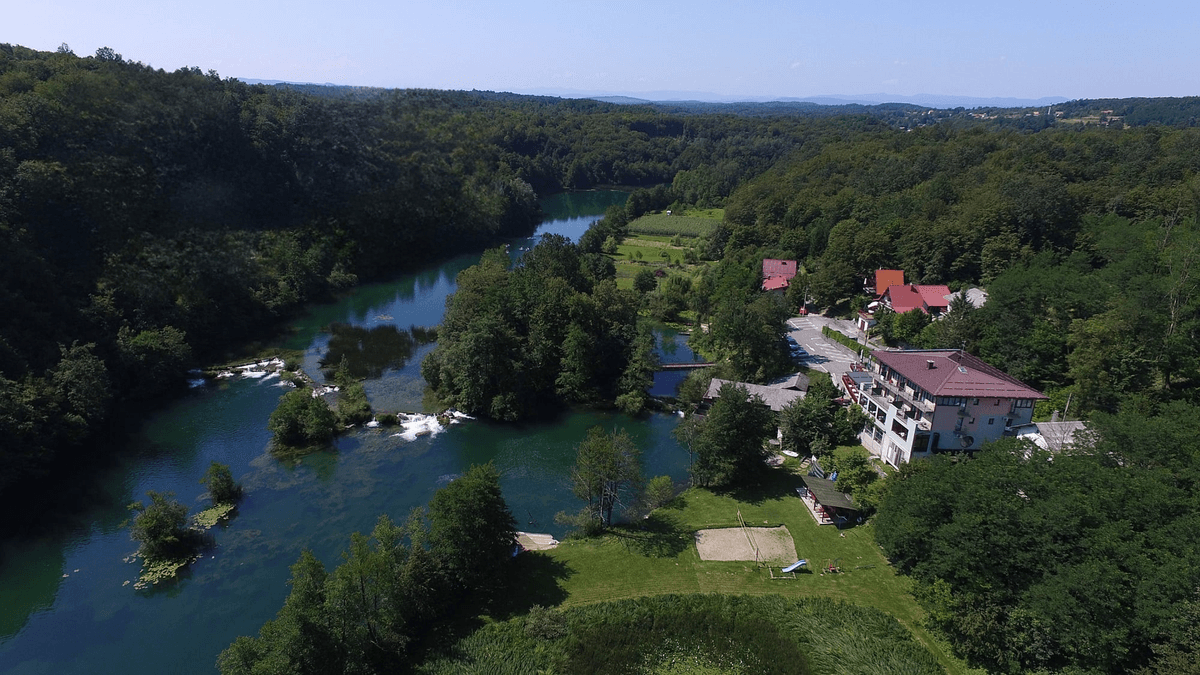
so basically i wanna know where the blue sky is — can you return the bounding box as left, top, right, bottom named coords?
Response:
left=8, top=0, right=1198, bottom=100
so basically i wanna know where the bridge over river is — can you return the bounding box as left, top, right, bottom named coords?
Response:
left=658, top=362, right=715, bottom=370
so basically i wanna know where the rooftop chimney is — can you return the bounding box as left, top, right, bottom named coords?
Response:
left=926, top=360, right=935, bottom=369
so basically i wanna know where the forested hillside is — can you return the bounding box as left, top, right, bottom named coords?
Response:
left=5, top=40, right=1200, bottom=674
left=716, top=124, right=1200, bottom=410
left=0, top=43, right=842, bottom=514
left=702, top=124, right=1200, bottom=674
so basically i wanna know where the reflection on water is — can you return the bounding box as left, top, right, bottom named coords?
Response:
left=0, top=191, right=695, bottom=675
left=319, top=324, right=437, bottom=380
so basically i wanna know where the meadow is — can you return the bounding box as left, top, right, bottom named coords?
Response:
left=486, top=467, right=974, bottom=675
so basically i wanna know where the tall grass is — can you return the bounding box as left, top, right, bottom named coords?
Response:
left=418, top=595, right=942, bottom=675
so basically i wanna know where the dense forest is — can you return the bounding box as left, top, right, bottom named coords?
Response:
left=0, top=43, right=836, bottom=514
left=421, top=237, right=658, bottom=420
left=4, top=40, right=1200, bottom=674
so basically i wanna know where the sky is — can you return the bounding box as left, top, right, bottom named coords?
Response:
left=7, top=0, right=1199, bottom=101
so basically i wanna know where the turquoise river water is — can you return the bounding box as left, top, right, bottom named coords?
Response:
left=0, top=191, right=701, bottom=675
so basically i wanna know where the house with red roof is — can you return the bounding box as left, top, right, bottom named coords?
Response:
left=880, top=284, right=952, bottom=316
left=761, top=259, right=797, bottom=293
left=851, top=349, right=1046, bottom=467
left=870, top=269, right=905, bottom=296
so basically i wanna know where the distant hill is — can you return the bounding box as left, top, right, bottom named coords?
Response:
left=776, top=93, right=1068, bottom=108
left=524, top=87, right=1068, bottom=110
left=240, top=79, right=1200, bottom=127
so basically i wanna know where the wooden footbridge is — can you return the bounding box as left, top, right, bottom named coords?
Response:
left=658, top=362, right=715, bottom=371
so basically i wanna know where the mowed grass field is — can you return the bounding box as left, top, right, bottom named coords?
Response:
left=627, top=209, right=723, bottom=238
left=522, top=467, right=975, bottom=675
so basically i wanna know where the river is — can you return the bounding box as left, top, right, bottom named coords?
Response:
left=0, top=191, right=699, bottom=675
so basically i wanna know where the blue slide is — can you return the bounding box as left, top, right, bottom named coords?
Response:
left=782, top=560, right=807, bottom=573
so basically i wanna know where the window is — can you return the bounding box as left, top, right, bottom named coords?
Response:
left=994, top=399, right=1000, bottom=406
left=1014, top=399, right=1033, bottom=408
left=972, top=398, right=980, bottom=405
left=988, top=417, right=995, bottom=425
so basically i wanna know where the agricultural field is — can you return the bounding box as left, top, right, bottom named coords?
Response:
left=627, top=209, right=723, bottom=238
left=609, top=233, right=708, bottom=291
left=503, top=467, right=972, bottom=675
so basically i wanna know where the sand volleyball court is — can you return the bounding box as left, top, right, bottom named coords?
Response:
left=694, top=525, right=796, bottom=563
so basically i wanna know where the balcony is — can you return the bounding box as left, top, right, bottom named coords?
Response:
left=870, top=376, right=935, bottom=414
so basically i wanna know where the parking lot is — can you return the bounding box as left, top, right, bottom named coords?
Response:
left=785, top=315, right=864, bottom=382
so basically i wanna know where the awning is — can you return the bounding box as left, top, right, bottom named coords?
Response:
left=799, top=475, right=859, bottom=512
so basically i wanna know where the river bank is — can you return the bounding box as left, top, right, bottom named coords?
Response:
left=0, top=190, right=697, bottom=675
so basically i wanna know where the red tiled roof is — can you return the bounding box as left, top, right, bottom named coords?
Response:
left=762, top=259, right=797, bottom=280
left=917, top=285, right=952, bottom=310
left=871, top=349, right=1046, bottom=399
left=763, top=276, right=790, bottom=291
left=883, top=284, right=926, bottom=314
left=875, top=269, right=904, bottom=294
left=883, top=284, right=953, bottom=314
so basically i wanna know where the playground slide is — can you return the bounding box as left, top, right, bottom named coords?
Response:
left=782, top=560, right=807, bottom=573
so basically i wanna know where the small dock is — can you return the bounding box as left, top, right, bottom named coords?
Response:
left=658, top=362, right=715, bottom=371
left=516, top=532, right=559, bottom=551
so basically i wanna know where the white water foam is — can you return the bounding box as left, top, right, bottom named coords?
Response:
left=392, top=414, right=445, bottom=441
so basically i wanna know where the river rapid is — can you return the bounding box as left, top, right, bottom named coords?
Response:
left=0, top=191, right=698, bottom=675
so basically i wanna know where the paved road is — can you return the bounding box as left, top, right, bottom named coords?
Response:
left=785, top=315, right=865, bottom=383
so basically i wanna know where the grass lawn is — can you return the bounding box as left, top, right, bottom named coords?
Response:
left=528, top=466, right=975, bottom=675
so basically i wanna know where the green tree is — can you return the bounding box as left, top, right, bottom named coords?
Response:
left=694, top=383, right=776, bottom=485
left=267, top=389, right=339, bottom=447
left=780, top=395, right=834, bottom=458
left=809, top=259, right=857, bottom=310
left=50, top=342, right=111, bottom=432
left=129, top=491, right=193, bottom=561
left=218, top=550, right=337, bottom=675
left=116, top=325, right=192, bottom=398
left=569, top=426, right=644, bottom=527
left=336, top=381, right=372, bottom=425
left=427, top=462, right=516, bottom=597
left=891, top=308, right=931, bottom=345
left=200, top=461, right=241, bottom=505
left=830, top=447, right=878, bottom=509
left=708, top=293, right=789, bottom=382
left=642, top=475, right=676, bottom=511
left=633, top=268, right=658, bottom=293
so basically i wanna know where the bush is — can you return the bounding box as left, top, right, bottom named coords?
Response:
left=267, top=389, right=338, bottom=447
left=524, top=605, right=568, bottom=640
left=643, top=475, right=676, bottom=510
left=200, top=461, right=241, bottom=505
left=337, top=382, right=372, bottom=425
left=376, top=412, right=398, bottom=426
left=129, top=491, right=194, bottom=560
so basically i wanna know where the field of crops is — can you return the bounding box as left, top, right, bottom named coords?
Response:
left=628, top=213, right=720, bottom=238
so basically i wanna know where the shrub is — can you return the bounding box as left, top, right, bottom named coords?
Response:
left=200, top=461, right=241, bottom=505
left=129, top=491, right=193, bottom=560
left=337, top=382, right=372, bottom=425
left=643, top=475, right=676, bottom=511
left=268, top=389, right=338, bottom=447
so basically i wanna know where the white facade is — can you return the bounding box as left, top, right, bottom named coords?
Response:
left=851, top=354, right=1041, bottom=467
